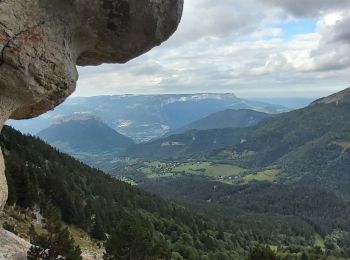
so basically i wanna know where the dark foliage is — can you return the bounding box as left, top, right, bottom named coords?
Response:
left=247, top=245, right=277, bottom=260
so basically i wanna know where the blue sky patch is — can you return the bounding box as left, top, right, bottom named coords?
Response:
left=279, top=20, right=317, bottom=39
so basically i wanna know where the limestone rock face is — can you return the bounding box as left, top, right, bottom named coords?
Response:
left=0, top=0, right=183, bottom=210
left=0, top=228, right=31, bottom=260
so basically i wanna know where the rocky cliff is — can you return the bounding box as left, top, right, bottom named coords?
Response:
left=0, top=0, right=183, bottom=211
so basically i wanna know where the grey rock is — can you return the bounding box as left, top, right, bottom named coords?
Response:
left=0, top=228, right=31, bottom=260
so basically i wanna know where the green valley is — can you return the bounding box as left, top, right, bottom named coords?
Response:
left=110, top=89, right=350, bottom=259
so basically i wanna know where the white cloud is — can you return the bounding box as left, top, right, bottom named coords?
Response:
left=259, top=0, right=350, bottom=18
left=75, top=0, right=350, bottom=99
left=323, top=12, right=343, bottom=26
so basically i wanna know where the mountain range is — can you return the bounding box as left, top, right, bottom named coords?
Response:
left=123, top=89, right=350, bottom=169
left=121, top=88, right=350, bottom=201
left=8, top=93, right=287, bottom=142
left=35, top=109, right=272, bottom=169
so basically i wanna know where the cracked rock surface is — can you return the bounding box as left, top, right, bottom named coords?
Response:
left=0, top=0, right=183, bottom=211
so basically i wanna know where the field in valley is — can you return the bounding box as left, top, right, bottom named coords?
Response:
left=116, top=160, right=281, bottom=185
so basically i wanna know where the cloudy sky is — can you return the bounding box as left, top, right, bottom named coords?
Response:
left=74, top=0, right=350, bottom=99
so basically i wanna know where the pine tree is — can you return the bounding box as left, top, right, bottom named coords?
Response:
left=91, top=215, right=106, bottom=240
left=104, top=213, right=171, bottom=260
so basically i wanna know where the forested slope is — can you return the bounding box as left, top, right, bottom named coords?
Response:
left=0, top=126, right=279, bottom=259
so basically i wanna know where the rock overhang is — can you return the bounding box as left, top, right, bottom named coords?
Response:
left=0, top=0, right=183, bottom=120
left=0, top=0, right=183, bottom=210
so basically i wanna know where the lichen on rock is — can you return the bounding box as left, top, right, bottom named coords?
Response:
left=0, top=0, right=183, bottom=210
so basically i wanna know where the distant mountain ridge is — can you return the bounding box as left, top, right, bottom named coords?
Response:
left=8, top=93, right=288, bottom=142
